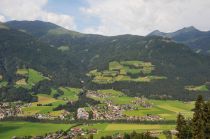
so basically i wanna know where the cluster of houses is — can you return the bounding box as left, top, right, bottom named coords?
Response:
left=91, top=103, right=124, bottom=120
left=34, top=110, right=70, bottom=120
left=127, top=114, right=163, bottom=121
left=0, top=102, right=22, bottom=119
left=83, top=91, right=158, bottom=121
left=69, top=127, right=97, bottom=137
left=12, top=128, right=98, bottom=139
left=131, top=97, right=153, bottom=108
left=77, top=108, right=89, bottom=120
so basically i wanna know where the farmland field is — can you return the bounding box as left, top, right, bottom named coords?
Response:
left=0, top=121, right=72, bottom=139
left=79, top=123, right=176, bottom=139
left=87, top=60, right=166, bottom=84
left=58, top=87, right=81, bottom=101
left=124, top=100, right=194, bottom=120
left=185, top=84, right=209, bottom=92
left=21, top=94, right=66, bottom=116
left=16, top=68, right=49, bottom=89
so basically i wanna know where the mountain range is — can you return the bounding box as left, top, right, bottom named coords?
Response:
left=148, top=26, right=210, bottom=54
left=1, top=20, right=210, bottom=101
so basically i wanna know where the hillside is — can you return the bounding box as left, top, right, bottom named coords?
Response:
left=2, top=21, right=210, bottom=100
left=148, top=26, right=210, bottom=54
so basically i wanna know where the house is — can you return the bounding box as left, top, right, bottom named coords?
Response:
left=77, top=108, right=89, bottom=120
left=0, top=109, right=5, bottom=119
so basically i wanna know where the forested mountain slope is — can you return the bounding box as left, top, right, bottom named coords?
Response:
left=2, top=21, right=210, bottom=100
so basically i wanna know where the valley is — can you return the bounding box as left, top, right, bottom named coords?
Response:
left=0, top=20, right=210, bottom=139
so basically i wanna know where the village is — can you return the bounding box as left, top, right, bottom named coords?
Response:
left=0, top=90, right=163, bottom=122
left=0, top=102, right=22, bottom=119
left=76, top=90, right=162, bottom=121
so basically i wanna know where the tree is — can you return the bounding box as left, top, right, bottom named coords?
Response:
left=124, top=133, right=130, bottom=139
left=192, top=95, right=205, bottom=139
left=88, top=134, right=94, bottom=139
left=176, top=113, right=187, bottom=139
left=163, top=130, right=172, bottom=139
left=204, top=101, right=210, bottom=139
left=176, top=113, right=192, bottom=139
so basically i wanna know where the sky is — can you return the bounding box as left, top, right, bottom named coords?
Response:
left=0, top=0, right=210, bottom=36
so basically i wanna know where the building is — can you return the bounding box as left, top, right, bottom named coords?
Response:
left=77, top=108, right=89, bottom=120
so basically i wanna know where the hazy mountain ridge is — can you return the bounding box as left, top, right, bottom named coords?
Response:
left=148, top=26, right=210, bottom=54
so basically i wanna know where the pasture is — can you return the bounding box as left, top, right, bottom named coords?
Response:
left=21, top=94, right=66, bottom=116
left=16, top=68, right=49, bottom=88
left=58, top=87, right=81, bottom=101
left=87, top=60, right=166, bottom=84
left=79, top=123, right=176, bottom=139
left=185, top=84, right=209, bottom=92
left=0, top=121, right=72, bottom=139
left=124, top=100, right=194, bottom=120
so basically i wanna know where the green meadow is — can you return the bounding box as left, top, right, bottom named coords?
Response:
left=58, top=87, right=81, bottom=101
left=124, top=100, right=194, bottom=120
left=21, top=94, right=66, bottom=116
left=87, top=60, right=166, bottom=84
left=16, top=68, right=49, bottom=89
left=21, top=87, right=81, bottom=116
left=185, top=84, right=209, bottom=92
left=79, top=123, right=176, bottom=139
left=0, top=121, right=72, bottom=139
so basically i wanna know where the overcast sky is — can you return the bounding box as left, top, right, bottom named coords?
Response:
left=0, top=0, right=210, bottom=36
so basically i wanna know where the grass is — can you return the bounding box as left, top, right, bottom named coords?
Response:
left=16, top=69, right=28, bottom=75
left=88, top=60, right=166, bottom=84
left=0, top=121, right=72, bottom=139
left=88, top=89, right=136, bottom=105
left=58, top=46, right=70, bottom=51
left=79, top=123, right=175, bottom=139
left=105, top=124, right=175, bottom=131
left=110, top=96, right=136, bottom=105
left=16, top=68, right=49, bottom=89
left=0, top=80, right=8, bottom=88
left=27, top=69, right=49, bottom=87
left=22, top=94, right=66, bottom=116
left=123, top=100, right=194, bottom=120
left=58, top=87, right=81, bottom=101
left=185, top=85, right=209, bottom=92
left=97, top=89, right=125, bottom=97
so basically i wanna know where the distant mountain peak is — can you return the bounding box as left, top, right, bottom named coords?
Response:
left=178, top=26, right=199, bottom=33
left=148, top=30, right=165, bottom=36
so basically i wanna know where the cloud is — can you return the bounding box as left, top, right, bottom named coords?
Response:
left=0, top=15, right=5, bottom=22
left=0, top=0, right=76, bottom=30
left=82, top=0, right=210, bottom=35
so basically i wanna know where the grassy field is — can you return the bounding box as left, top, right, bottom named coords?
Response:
left=124, top=100, right=194, bottom=120
left=79, top=123, right=176, bottom=139
left=0, top=121, right=72, bottom=139
left=22, top=94, right=66, bottom=116
left=87, top=60, right=166, bottom=84
left=185, top=84, right=209, bottom=92
left=89, top=89, right=136, bottom=105
left=58, top=87, right=81, bottom=101
left=16, top=68, right=49, bottom=89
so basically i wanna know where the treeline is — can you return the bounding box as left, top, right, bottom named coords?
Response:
left=0, top=86, right=37, bottom=102
left=1, top=116, right=176, bottom=125
left=176, top=95, right=210, bottom=139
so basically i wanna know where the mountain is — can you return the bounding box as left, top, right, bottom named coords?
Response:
left=148, top=26, right=210, bottom=54
left=2, top=20, right=210, bottom=100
